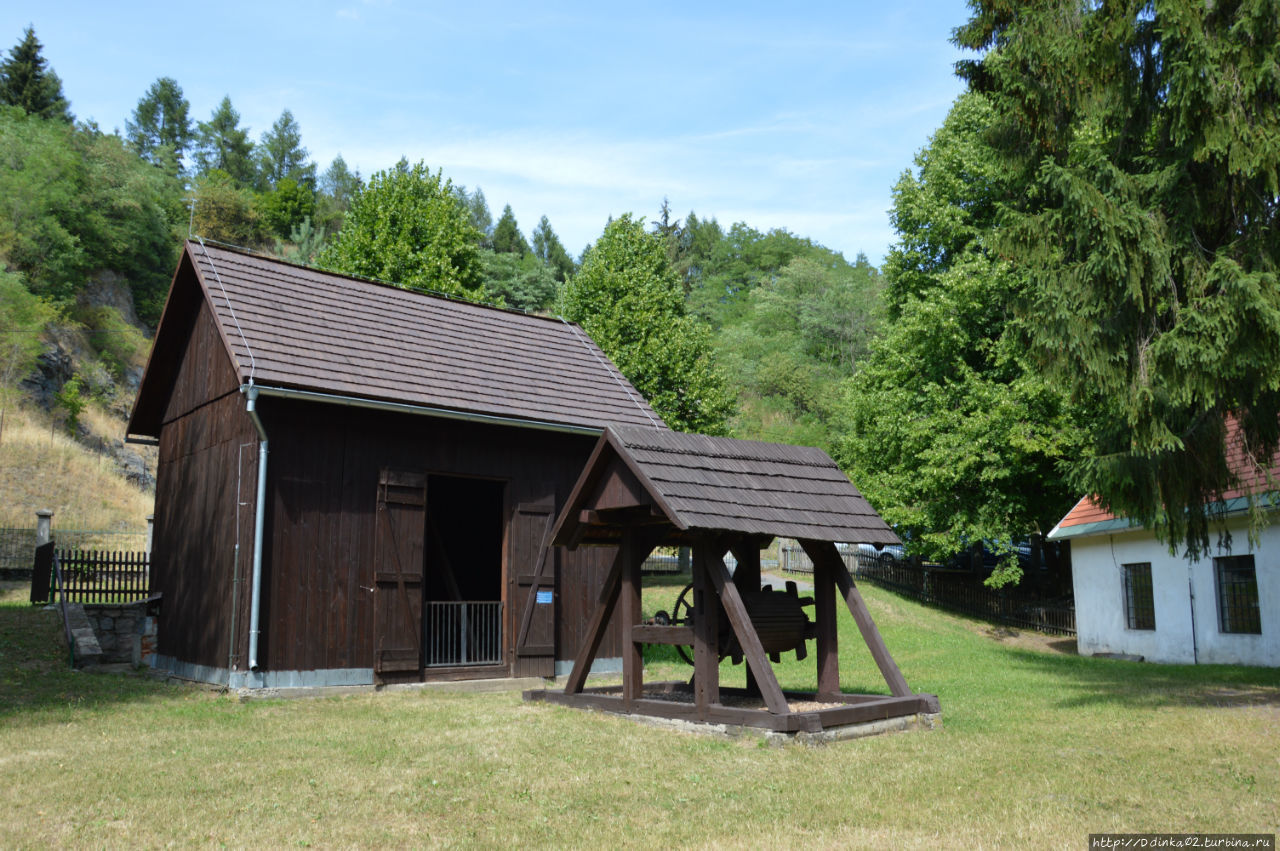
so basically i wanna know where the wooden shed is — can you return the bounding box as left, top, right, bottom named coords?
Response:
left=127, top=240, right=665, bottom=689
left=527, top=426, right=940, bottom=734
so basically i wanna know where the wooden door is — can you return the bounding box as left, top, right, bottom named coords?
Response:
left=511, top=498, right=556, bottom=677
left=373, top=469, right=426, bottom=676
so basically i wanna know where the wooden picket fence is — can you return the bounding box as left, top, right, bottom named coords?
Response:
left=38, top=549, right=151, bottom=604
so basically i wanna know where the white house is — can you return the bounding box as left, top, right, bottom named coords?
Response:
left=1048, top=437, right=1278, bottom=667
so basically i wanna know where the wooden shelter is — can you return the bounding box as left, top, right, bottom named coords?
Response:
left=127, top=240, right=665, bottom=689
left=527, top=426, right=941, bottom=733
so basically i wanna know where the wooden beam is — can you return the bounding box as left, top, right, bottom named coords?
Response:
left=730, top=540, right=763, bottom=697
left=800, top=539, right=912, bottom=698
left=563, top=547, right=625, bottom=695
left=630, top=624, right=694, bottom=645
left=693, top=543, right=721, bottom=719
left=811, top=542, right=840, bottom=696
left=705, top=552, right=790, bottom=715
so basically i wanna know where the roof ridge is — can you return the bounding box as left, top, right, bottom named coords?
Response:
left=187, top=238, right=577, bottom=328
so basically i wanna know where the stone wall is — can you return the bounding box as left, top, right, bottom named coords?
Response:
left=79, top=601, right=158, bottom=667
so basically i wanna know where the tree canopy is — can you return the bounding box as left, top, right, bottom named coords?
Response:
left=955, top=0, right=1280, bottom=557
left=837, top=93, right=1083, bottom=585
left=560, top=214, right=732, bottom=434
left=256, top=109, right=315, bottom=190
left=192, top=95, right=255, bottom=186
left=0, top=107, right=179, bottom=321
left=531, top=215, right=575, bottom=282
left=125, top=76, right=193, bottom=174
left=492, top=204, right=529, bottom=256
left=317, top=160, right=483, bottom=300
left=0, top=27, right=69, bottom=122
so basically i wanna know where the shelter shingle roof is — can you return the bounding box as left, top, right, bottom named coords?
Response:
left=556, top=426, right=900, bottom=546
left=130, top=241, right=665, bottom=435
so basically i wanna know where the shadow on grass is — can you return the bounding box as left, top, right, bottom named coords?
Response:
left=0, top=601, right=185, bottom=723
left=996, top=642, right=1280, bottom=711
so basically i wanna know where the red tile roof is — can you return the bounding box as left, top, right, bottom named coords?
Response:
left=1050, top=417, right=1280, bottom=538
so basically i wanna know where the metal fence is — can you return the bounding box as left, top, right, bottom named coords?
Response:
left=780, top=542, right=1075, bottom=636
left=0, top=527, right=147, bottom=575
left=642, top=547, right=684, bottom=574
left=0, top=527, right=36, bottom=575
left=423, top=601, right=504, bottom=667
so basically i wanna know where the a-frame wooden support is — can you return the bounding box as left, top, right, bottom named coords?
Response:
left=800, top=538, right=912, bottom=698
left=562, top=532, right=929, bottom=722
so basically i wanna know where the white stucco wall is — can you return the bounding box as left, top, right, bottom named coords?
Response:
left=1069, top=518, right=1278, bottom=666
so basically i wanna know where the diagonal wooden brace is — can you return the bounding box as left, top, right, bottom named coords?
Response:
left=704, top=551, right=790, bottom=715
left=800, top=539, right=912, bottom=698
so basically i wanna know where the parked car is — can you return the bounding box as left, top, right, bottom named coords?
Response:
left=852, top=542, right=906, bottom=565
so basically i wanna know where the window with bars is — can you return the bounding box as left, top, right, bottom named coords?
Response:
left=1122, top=562, right=1155, bottom=630
left=1214, top=555, right=1261, bottom=635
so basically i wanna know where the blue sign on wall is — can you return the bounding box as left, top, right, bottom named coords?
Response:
left=536, top=590, right=553, bottom=605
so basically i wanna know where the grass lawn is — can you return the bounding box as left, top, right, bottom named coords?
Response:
left=1, top=578, right=1277, bottom=848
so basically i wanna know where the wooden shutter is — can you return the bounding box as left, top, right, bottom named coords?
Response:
left=373, top=469, right=426, bottom=676
left=511, top=499, right=556, bottom=677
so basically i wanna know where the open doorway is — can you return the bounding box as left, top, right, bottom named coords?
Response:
left=423, top=475, right=505, bottom=669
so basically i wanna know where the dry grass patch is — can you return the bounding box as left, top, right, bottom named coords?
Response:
left=0, top=404, right=152, bottom=530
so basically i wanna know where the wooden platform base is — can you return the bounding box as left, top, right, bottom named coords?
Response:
left=525, top=681, right=941, bottom=734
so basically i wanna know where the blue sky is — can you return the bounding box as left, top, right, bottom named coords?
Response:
left=4, top=2, right=974, bottom=263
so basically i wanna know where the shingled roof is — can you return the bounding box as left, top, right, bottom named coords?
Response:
left=128, top=240, right=665, bottom=436
left=554, top=425, right=900, bottom=547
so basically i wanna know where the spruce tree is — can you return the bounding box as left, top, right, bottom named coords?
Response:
left=193, top=96, right=255, bottom=185
left=492, top=204, right=529, bottom=256
left=125, top=76, right=193, bottom=173
left=531, top=215, right=575, bottom=282
left=955, top=0, right=1280, bottom=556
left=0, top=26, right=70, bottom=121
left=256, top=109, right=315, bottom=190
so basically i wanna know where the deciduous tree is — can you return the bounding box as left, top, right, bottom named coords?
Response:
left=835, top=93, right=1081, bottom=585
left=317, top=160, right=483, bottom=300
left=560, top=214, right=733, bottom=434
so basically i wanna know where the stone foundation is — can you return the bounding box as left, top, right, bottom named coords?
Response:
left=73, top=600, right=158, bottom=667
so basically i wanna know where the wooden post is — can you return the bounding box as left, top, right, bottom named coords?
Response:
left=801, top=539, right=912, bottom=698
left=620, top=529, right=644, bottom=707
left=812, top=543, right=840, bottom=697
left=692, top=542, right=720, bottom=718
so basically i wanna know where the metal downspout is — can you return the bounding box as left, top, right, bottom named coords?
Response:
left=244, top=386, right=268, bottom=676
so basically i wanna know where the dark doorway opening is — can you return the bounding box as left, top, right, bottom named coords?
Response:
left=423, top=475, right=505, bottom=668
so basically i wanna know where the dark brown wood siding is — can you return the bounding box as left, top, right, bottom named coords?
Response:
left=152, top=300, right=257, bottom=670
left=255, top=398, right=620, bottom=675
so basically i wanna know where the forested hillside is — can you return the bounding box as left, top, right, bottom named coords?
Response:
left=4, top=3, right=1275, bottom=585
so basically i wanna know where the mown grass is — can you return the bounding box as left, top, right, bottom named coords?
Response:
left=1, top=581, right=1277, bottom=848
